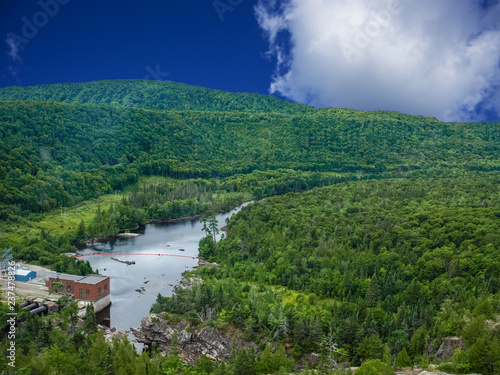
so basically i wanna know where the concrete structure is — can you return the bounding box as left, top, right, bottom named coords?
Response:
left=15, top=269, right=37, bottom=282
left=46, top=273, right=110, bottom=304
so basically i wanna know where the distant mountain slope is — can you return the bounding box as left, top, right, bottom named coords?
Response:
left=1, top=100, right=498, bottom=175
left=0, top=80, right=314, bottom=115
left=0, top=97, right=498, bottom=216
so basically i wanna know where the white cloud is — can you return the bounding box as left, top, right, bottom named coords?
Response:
left=255, top=0, right=500, bottom=121
left=5, top=36, right=25, bottom=81
left=6, top=36, right=24, bottom=62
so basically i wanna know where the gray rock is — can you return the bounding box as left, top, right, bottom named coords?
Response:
left=435, top=337, right=465, bottom=361
left=133, top=313, right=236, bottom=362
left=43, top=301, right=59, bottom=314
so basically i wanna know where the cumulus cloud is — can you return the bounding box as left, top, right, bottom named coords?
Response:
left=255, top=0, right=500, bottom=121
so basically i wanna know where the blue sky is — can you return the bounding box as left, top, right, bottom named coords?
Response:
left=1, top=0, right=500, bottom=121
left=0, top=0, right=273, bottom=94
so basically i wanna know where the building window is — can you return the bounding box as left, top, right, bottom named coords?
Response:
left=104, top=283, right=108, bottom=292
left=86, top=289, right=90, bottom=299
left=97, top=287, right=102, bottom=299
left=66, top=283, right=71, bottom=292
left=79, top=289, right=83, bottom=298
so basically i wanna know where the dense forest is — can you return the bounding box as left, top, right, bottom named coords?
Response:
left=0, top=80, right=314, bottom=114
left=0, top=80, right=499, bottom=374
left=154, top=175, right=499, bottom=373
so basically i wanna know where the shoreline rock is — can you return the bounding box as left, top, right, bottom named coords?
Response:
left=132, top=312, right=252, bottom=362
left=117, top=232, right=141, bottom=238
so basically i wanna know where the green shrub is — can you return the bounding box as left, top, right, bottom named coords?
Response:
left=395, top=348, right=412, bottom=368
left=356, top=359, right=394, bottom=375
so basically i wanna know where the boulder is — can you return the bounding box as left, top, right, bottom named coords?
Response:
left=43, top=301, right=59, bottom=314
left=435, top=337, right=465, bottom=361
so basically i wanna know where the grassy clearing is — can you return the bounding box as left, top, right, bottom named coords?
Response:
left=280, top=288, right=336, bottom=309
left=0, top=176, right=213, bottom=247
left=35, top=193, right=126, bottom=235
left=0, top=193, right=125, bottom=248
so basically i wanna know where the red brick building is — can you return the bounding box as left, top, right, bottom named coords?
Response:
left=46, top=273, right=110, bottom=302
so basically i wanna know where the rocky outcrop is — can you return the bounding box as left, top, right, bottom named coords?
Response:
left=99, top=324, right=130, bottom=342
left=435, top=337, right=465, bottom=361
left=174, top=275, right=202, bottom=293
left=132, top=312, right=247, bottom=362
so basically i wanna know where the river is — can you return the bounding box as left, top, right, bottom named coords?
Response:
left=77, top=202, right=252, bottom=333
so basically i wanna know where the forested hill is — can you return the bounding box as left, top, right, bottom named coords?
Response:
left=0, top=91, right=499, bottom=218
left=0, top=80, right=314, bottom=114
left=1, top=81, right=500, bottom=373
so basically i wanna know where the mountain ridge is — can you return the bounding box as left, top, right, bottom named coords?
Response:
left=0, top=79, right=315, bottom=115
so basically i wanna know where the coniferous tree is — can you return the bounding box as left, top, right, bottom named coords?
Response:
left=395, top=347, right=412, bottom=368
left=83, top=303, right=98, bottom=335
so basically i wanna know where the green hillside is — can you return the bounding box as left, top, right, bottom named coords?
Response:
left=0, top=80, right=499, bottom=374
left=155, top=174, right=500, bottom=372
left=0, top=93, right=498, bottom=219
left=0, top=80, right=314, bottom=114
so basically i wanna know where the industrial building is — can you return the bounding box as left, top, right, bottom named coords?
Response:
left=14, top=269, right=37, bottom=282
left=46, top=273, right=110, bottom=303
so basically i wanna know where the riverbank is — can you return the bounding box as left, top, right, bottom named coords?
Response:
left=78, top=201, right=255, bottom=248
left=79, top=214, right=202, bottom=246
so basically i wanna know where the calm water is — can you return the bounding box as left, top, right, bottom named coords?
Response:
left=77, top=202, right=252, bottom=332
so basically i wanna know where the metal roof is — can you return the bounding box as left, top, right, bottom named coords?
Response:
left=50, top=273, right=109, bottom=284
left=53, top=273, right=82, bottom=281
left=76, top=275, right=109, bottom=285
left=16, top=269, right=34, bottom=276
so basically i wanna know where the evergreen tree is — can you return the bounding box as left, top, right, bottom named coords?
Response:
left=365, top=275, right=380, bottom=307
left=356, top=359, right=394, bottom=375
left=76, top=220, right=86, bottom=241
left=230, top=348, right=256, bottom=375
left=82, top=303, right=98, bottom=335
left=395, top=347, right=412, bottom=368
left=382, top=344, right=393, bottom=366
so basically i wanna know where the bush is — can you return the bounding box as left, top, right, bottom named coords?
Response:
left=356, top=359, right=395, bottom=375
left=395, top=348, right=412, bottom=368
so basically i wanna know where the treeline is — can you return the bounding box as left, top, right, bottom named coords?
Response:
left=0, top=80, right=314, bottom=115
left=81, top=170, right=350, bottom=240
left=153, top=173, right=500, bottom=373
left=14, top=228, right=96, bottom=275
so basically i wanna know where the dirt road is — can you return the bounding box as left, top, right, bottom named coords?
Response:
left=0, top=263, right=58, bottom=302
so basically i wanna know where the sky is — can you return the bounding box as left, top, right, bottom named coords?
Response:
left=1, top=0, right=500, bottom=122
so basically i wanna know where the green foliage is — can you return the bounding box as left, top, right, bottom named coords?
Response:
left=394, top=348, right=412, bottom=368
left=256, top=344, right=295, bottom=374
left=462, top=316, right=490, bottom=347
left=408, top=326, right=429, bottom=361
left=437, top=349, right=471, bottom=374
left=355, top=359, right=394, bottom=375
left=230, top=348, right=256, bottom=375
left=472, top=298, right=495, bottom=320
left=0, top=80, right=499, bottom=372
left=49, top=281, right=65, bottom=294
left=82, top=303, right=98, bottom=335
left=357, top=335, right=383, bottom=361
left=467, top=337, right=500, bottom=375
left=150, top=173, right=500, bottom=367
left=0, top=80, right=314, bottom=114
left=202, top=216, right=220, bottom=242
left=199, top=235, right=217, bottom=259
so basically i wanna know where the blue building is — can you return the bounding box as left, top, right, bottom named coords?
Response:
left=15, top=269, right=37, bottom=282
